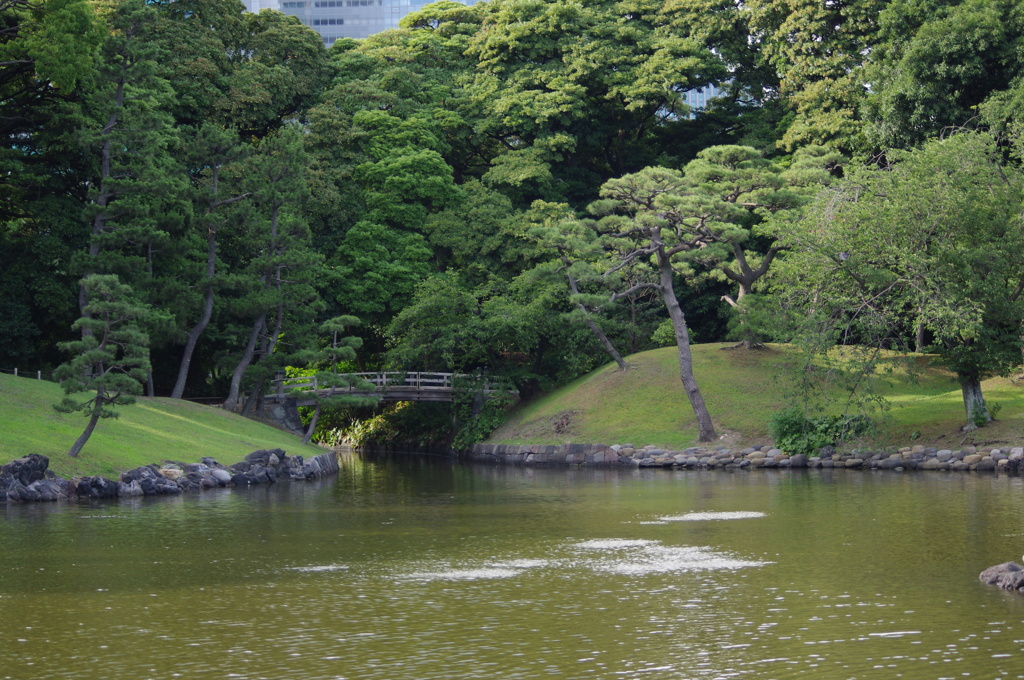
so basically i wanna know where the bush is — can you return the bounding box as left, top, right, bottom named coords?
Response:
left=769, top=407, right=873, bottom=457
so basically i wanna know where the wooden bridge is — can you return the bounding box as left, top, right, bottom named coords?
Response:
left=265, top=371, right=517, bottom=406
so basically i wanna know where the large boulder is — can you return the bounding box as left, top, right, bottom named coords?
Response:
left=980, top=561, right=1024, bottom=592
left=245, top=449, right=287, bottom=468
left=120, top=465, right=162, bottom=484
left=76, top=476, right=121, bottom=499
left=1, top=454, right=50, bottom=486
left=118, top=480, right=144, bottom=497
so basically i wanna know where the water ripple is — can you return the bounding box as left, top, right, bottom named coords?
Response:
left=659, top=511, right=766, bottom=522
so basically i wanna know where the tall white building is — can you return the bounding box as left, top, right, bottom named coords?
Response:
left=243, top=0, right=471, bottom=46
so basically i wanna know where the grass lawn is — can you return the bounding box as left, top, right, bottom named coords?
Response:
left=488, top=344, right=1024, bottom=451
left=0, top=373, right=325, bottom=479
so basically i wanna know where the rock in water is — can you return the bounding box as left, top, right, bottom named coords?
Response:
left=979, top=561, right=1024, bottom=592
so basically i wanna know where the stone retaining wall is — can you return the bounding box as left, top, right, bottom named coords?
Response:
left=467, top=442, right=1024, bottom=473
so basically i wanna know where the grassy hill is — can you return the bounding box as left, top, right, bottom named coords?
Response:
left=488, top=343, right=1024, bottom=451
left=0, top=373, right=325, bottom=479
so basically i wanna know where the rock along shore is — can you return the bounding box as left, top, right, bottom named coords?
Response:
left=467, top=442, right=1024, bottom=473
left=1, top=448, right=340, bottom=504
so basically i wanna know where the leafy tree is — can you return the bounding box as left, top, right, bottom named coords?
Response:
left=0, top=0, right=157, bottom=372
left=72, top=0, right=188, bottom=317
left=423, top=180, right=537, bottom=285
left=319, top=109, right=460, bottom=335
left=864, top=0, right=1024, bottom=149
left=768, top=133, right=1024, bottom=427
left=53, top=275, right=162, bottom=458
left=675, top=144, right=843, bottom=347
left=0, top=0, right=99, bottom=146
left=149, top=0, right=247, bottom=127
left=746, top=0, right=887, bottom=152
left=386, top=269, right=601, bottom=392
left=464, top=0, right=724, bottom=202
left=221, top=9, right=332, bottom=138
left=386, top=274, right=509, bottom=373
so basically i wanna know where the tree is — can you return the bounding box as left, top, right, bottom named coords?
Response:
left=169, top=123, right=250, bottom=399
left=222, top=125, right=321, bottom=413
left=73, top=0, right=187, bottom=318
left=221, top=9, right=332, bottom=138
left=521, top=200, right=628, bottom=370
left=321, top=109, right=460, bottom=332
left=864, top=0, right=1023, bottom=149
left=592, top=167, right=719, bottom=441
left=464, top=0, right=724, bottom=203
left=675, top=144, right=843, bottom=347
left=0, top=0, right=100, bottom=220
left=769, top=133, right=1024, bottom=427
left=289, top=315, right=376, bottom=444
left=746, top=0, right=887, bottom=152
left=148, top=0, right=247, bottom=127
left=53, top=275, right=161, bottom=458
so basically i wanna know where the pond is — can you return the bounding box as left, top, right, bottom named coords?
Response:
left=2, top=454, right=1024, bottom=680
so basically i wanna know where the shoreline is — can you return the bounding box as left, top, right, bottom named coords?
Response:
left=1, top=448, right=341, bottom=504
left=467, top=442, right=1024, bottom=473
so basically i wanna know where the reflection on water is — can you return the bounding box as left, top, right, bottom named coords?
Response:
left=659, top=511, right=768, bottom=521
left=2, top=454, right=1024, bottom=679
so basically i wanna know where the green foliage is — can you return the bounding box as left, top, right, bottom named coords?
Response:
left=341, top=401, right=455, bottom=451
left=286, top=315, right=378, bottom=442
left=864, top=0, right=1024, bottom=149
left=451, top=391, right=515, bottom=450
left=651, top=319, right=683, bottom=347
left=768, top=132, right=1024, bottom=425
left=13, top=0, right=1024, bottom=453
left=464, top=0, right=726, bottom=202
left=746, top=0, right=886, bottom=152
left=53, top=275, right=168, bottom=457
left=769, top=407, right=873, bottom=457
left=54, top=276, right=153, bottom=408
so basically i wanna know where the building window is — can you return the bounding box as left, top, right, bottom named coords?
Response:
left=313, top=18, right=345, bottom=25
left=281, top=1, right=305, bottom=7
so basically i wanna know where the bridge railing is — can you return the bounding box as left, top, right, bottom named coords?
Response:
left=271, top=372, right=515, bottom=399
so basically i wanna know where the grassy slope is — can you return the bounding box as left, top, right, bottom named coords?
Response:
left=0, top=373, right=325, bottom=479
left=489, top=343, right=1024, bottom=451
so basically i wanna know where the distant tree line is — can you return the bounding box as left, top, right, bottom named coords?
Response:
left=3, top=0, right=1023, bottom=451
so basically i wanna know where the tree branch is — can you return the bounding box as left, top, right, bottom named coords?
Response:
left=610, top=282, right=661, bottom=301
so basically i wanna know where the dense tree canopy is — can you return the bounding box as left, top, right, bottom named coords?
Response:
left=5, top=0, right=1024, bottom=450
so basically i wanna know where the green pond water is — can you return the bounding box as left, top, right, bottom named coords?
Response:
left=3, top=454, right=1024, bottom=680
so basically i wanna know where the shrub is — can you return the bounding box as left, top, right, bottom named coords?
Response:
left=769, top=407, right=872, bottom=457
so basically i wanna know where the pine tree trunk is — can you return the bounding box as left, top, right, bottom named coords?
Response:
left=223, top=313, right=266, bottom=412
left=581, top=312, right=628, bottom=370
left=303, top=402, right=321, bottom=445
left=171, top=228, right=218, bottom=399
left=68, top=390, right=105, bottom=458
left=658, top=255, right=717, bottom=442
left=959, top=373, right=991, bottom=426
